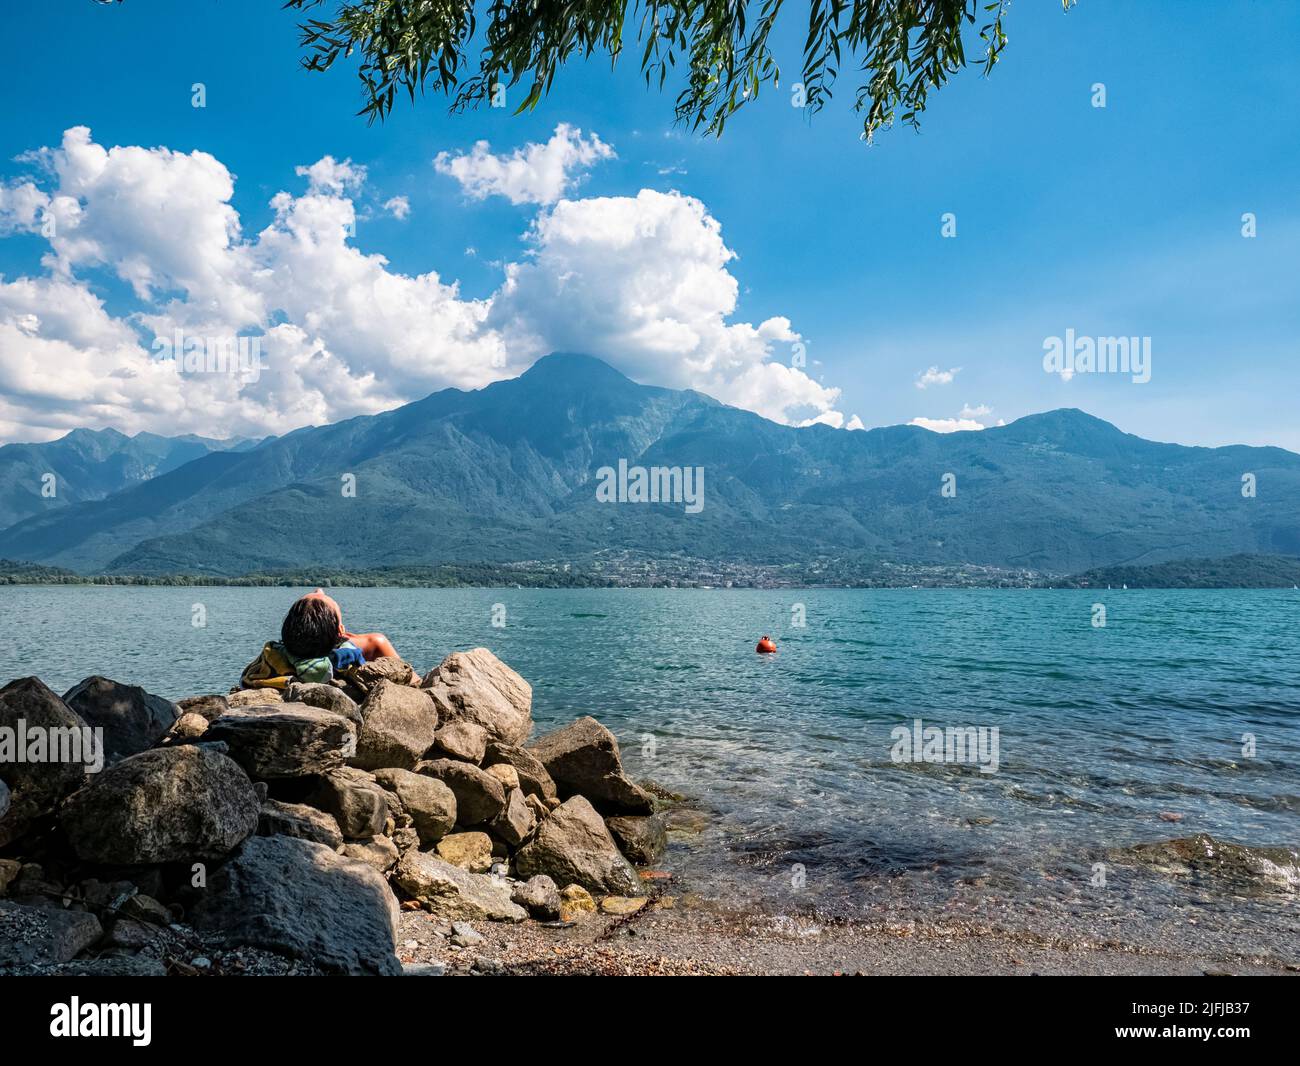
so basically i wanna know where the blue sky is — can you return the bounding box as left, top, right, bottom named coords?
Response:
left=0, top=0, right=1297, bottom=449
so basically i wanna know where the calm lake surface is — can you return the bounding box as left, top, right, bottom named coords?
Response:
left=4, top=586, right=1297, bottom=950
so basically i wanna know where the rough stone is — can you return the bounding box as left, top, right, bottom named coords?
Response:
left=450, top=920, right=484, bottom=947
left=372, top=768, right=456, bottom=845
left=514, top=795, right=643, bottom=897
left=484, top=763, right=520, bottom=790
left=528, top=716, right=653, bottom=814
left=432, top=720, right=488, bottom=763
left=61, top=676, right=180, bottom=764
left=352, top=681, right=438, bottom=771
left=0, top=677, right=89, bottom=847
left=435, top=831, right=493, bottom=872
left=402, top=961, right=447, bottom=976
left=161, top=712, right=210, bottom=744
left=605, top=814, right=668, bottom=865
left=352, top=656, right=417, bottom=689
left=284, top=682, right=362, bottom=725
left=600, top=895, right=648, bottom=916
left=391, top=850, right=526, bottom=922
left=176, top=694, right=229, bottom=720
left=415, top=759, right=506, bottom=826
left=7, top=862, right=64, bottom=903
left=257, top=798, right=344, bottom=850
left=510, top=874, right=561, bottom=920
left=305, top=767, right=390, bottom=840
left=227, top=688, right=283, bottom=707
left=205, top=706, right=357, bottom=778
left=104, top=916, right=167, bottom=954
left=422, top=648, right=532, bottom=745
left=121, top=893, right=172, bottom=925
left=76, top=877, right=139, bottom=911
left=483, top=742, right=558, bottom=804
left=392, top=824, right=420, bottom=855
left=490, top=787, right=536, bottom=847
left=342, top=835, right=400, bottom=873
left=61, top=745, right=259, bottom=864
left=525, top=793, right=550, bottom=823
left=0, top=901, right=103, bottom=969
left=188, top=835, right=400, bottom=976
left=0, top=858, right=19, bottom=895
left=1110, top=834, right=1300, bottom=895
left=558, top=883, right=597, bottom=922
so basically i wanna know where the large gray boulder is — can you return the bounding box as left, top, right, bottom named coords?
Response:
left=392, top=849, right=526, bottom=922
left=527, top=716, right=653, bottom=814
left=352, top=681, right=438, bottom=771
left=257, top=798, right=344, bottom=850
left=305, top=767, right=390, bottom=839
left=372, top=768, right=456, bottom=845
left=483, top=742, right=558, bottom=804
left=61, top=676, right=179, bottom=765
left=189, top=836, right=401, bottom=976
left=204, top=706, right=356, bottom=778
left=0, top=901, right=103, bottom=970
left=605, top=814, right=668, bottom=865
left=515, top=795, right=643, bottom=897
left=284, top=682, right=362, bottom=725
left=422, top=649, right=532, bottom=745
left=415, top=758, right=506, bottom=826
left=0, top=678, right=90, bottom=847
left=60, top=745, right=259, bottom=864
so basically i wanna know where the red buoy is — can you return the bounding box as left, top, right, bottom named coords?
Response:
left=756, top=635, right=777, bottom=654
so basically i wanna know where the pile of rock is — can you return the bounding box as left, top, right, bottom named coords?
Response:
left=0, top=650, right=671, bottom=976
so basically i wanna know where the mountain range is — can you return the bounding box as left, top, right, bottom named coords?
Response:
left=0, top=428, right=259, bottom=532
left=0, top=353, right=1296, bottom=577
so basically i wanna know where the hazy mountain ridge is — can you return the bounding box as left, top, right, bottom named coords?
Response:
left=0, top=427, right=260, bottom=531
left=2, top=354, right=1297, bottom=576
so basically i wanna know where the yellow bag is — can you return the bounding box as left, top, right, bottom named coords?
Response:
left=238, top=641, right=299, bottom=690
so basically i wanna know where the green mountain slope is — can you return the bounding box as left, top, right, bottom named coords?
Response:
left=1056, top=553, right=1300, bottom=588
left=0, top=427, right=259, bottom=530
left=0, top=354, right=1296, bottom=576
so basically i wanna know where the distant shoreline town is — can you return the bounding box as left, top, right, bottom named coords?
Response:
left=3, top=553, right=1297, bottom=591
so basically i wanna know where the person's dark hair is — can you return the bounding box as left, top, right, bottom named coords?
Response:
left=280, top=597, right=340, bottom=659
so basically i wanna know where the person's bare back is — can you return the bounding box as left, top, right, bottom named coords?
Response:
left=299, top=588, right=400, bottom=662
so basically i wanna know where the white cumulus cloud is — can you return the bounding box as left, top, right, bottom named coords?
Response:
left=296, top=156, right=367, bottom=196
left=909, top=416, right=985, bottom=433
left=0, top=127, right=845, bottom=443
left=910, top=401, right=995, bottom=434
left=915, top=365, right=960, bottom=389
left=491, top=188, right=839, bottom=424
left=435, top=124, right=614, bottom=206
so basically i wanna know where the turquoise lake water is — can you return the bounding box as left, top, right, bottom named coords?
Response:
left=4, top=585, right=1297, bottom=949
